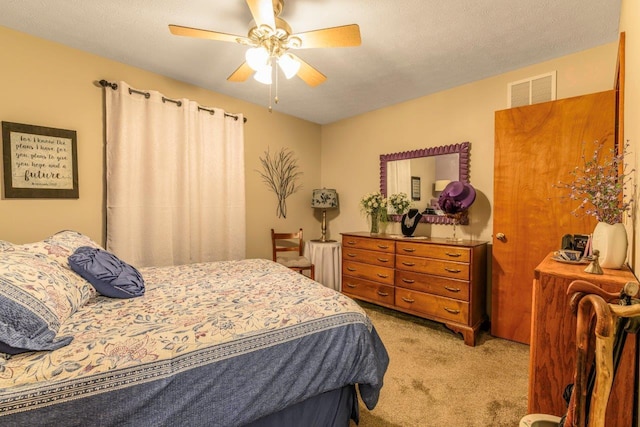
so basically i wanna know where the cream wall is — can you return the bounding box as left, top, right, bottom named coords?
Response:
left=0, top=24, right=631, bottom=267
left=321, top=43, right=619, bottom=245
left=620, top=0, right=640, bottom=274
left=0, top=26, right=321, bottom=260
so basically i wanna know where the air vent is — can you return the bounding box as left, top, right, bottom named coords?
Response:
left=508, top=71, right=556, bottom=108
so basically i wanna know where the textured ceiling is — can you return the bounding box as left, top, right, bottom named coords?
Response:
left=0, top=0, right=622, bottom=124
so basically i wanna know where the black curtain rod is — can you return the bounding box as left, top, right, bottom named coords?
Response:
left=98, top=79, right=247, bottom=123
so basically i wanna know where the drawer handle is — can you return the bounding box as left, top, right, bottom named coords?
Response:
left=402, top=248, right=416, bottom=253
left=346, top=240, right=357, bottom=246
left=377, top=273, right=389, bottom=279
left=444, top=286, right=461, bottom=293
left=401, top=278, right=415, bottom=284
left=377, top=245, right=389, bottom=249
left=445, top=252, right=462, bottom=257
left=444, top=307, right=460, bottom=314
left=347, top=267, right=357, bottom=272
left=346, top=253, right=357, bottom=257
left=345, top=283, right=357, bottom=288
left=377, top=257, right=390, bottom=263
left=401, top=297, right=415, bottom=303
left=402, top=262, right=416, bottom=267
left=377, top=291, right=389, bottom=297
left=444, top=268, right=462, bottom=273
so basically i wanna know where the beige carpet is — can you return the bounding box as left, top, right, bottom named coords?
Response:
left=353, top=302, right=530, bottom=427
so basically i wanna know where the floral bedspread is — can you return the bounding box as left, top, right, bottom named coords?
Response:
left=0, top=259, right=387, bottom=425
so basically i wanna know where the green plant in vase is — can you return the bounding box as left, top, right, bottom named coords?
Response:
left=388, top=192, right=411, bottom=215
left=360, top=192, right=388, bottom=234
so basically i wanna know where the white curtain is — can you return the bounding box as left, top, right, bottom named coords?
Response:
left=105, top=81, right=245, bottom=267
left=387, top=159, right=411, bottom=212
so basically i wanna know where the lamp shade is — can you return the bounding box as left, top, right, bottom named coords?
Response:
left=311, top=188, right=338, bottom=209
left=245, top=47, right=269, bottom=71
left=253, top=64, right=273, bottom=85
left=434, top=179, right=450, bottom=192
left=278, top=53, right=301, bottom=79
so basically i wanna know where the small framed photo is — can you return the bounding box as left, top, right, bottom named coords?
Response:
left=2, top=122, right=78, bottom=198
left=411, top=176, right=421, bottom=201
left=573, top=234, right=590, bottom=257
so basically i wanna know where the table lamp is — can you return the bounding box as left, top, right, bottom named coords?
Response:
left=311, top=188, right=338, bottom=242
left=434, top=179, right=451, bottom=192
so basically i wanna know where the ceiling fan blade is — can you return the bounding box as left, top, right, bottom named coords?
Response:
left=246, top=0, right=276, bottom=29
left=289, top=54, right=326, bottom=87
left=169, top=24, right=247, bottom=44
left=292, top=24, right=361, bottom=48
left=227, top=62, right=254, bottom=82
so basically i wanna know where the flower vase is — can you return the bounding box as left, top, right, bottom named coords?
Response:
left=592, top=222, right=627, bottom=269
left=370, top=213, right=379, bottom=234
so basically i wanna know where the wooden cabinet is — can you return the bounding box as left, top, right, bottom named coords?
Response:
left=529, top=254, right=638, bottom=426
left=341, top=232, right=487, bottom=346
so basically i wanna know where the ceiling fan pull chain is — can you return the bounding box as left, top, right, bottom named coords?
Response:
left=268, top=76, right=273, bottom=113
left=274, top=64, right=279, bottom=106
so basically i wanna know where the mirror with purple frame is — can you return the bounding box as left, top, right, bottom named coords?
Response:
left=380, top=142, right=470, bottom=225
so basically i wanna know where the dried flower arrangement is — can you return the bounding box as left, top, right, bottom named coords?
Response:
left=257, top=147, right=302, bottom=218
left=556, top=140, right=634, bottom=225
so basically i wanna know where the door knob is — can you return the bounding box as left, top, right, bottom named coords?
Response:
left=496, top=232, right=506, bottom=241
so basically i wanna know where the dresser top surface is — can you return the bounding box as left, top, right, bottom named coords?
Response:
left=535, top=252, right=638, bottom=285
left=341, top=232, right=488, bottom=248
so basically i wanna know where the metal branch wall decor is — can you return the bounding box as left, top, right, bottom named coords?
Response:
left=257, top=147, right=303, bottom=218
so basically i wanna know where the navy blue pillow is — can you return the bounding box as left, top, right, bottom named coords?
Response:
left=69, top=247, right=145, bottom=298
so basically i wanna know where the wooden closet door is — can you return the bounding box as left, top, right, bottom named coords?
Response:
left=492, top=90, right=615, bottom=344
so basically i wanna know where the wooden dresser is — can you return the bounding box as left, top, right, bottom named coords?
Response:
left=341, top=232, right=487, bottom=346
left=530, top=254, right=638, bottom=426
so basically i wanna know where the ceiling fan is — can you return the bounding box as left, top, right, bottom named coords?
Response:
left=168, top=0, right=361, bottom=87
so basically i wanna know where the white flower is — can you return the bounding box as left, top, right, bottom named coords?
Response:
left=360, top=192, right=388, bottom=222
left=388, top=192, right=411, bottom=215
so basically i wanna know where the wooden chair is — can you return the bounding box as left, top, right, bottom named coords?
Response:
left=271, top=228, right=315, bottom=280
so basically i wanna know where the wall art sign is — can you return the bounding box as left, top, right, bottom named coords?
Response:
left=411, top=176, right=421, bottom=201
left=2, top=122, right=78, bottom=198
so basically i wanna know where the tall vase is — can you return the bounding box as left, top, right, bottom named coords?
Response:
left=592, top=222, right=628, bottom=269
left=370, top=213, right=379, bottom=234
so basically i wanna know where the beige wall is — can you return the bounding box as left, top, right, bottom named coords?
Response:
left=0, top=26, right=321, bottom=260
left=621, top=0, right=640, bottom=274
left=0, top=24, right=633, bottom=269
left=321, top=43, right=619, bottom=244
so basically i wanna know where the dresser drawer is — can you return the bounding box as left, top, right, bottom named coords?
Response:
left=342, top=247, right=395, bottom=268
left=396, top=242, right=470, bottom=262
left=396, top=254, right=469, bottom=280
left=343, top=260, right=394, bottom=285
left=395, top=270, right=470, bottom=301
left=395, top=288, right=469, bottom=323
left=342, top=276, right=395, bottom=305
left=342, top=236, right=394, bottom=253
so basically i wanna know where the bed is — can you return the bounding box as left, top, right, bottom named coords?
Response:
left=0, top=231, right=388, bottom=426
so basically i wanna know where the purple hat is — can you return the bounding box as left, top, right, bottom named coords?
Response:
left=438, top=181, right=476, bottom=214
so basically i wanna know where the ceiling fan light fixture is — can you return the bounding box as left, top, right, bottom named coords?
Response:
left=245, top=46, right=269, bottom=71
left=278, top=53, right=300, bottom=79
left=169, top=0, right=360, bottom=92
left=254, top=63, right=273, bottom=85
